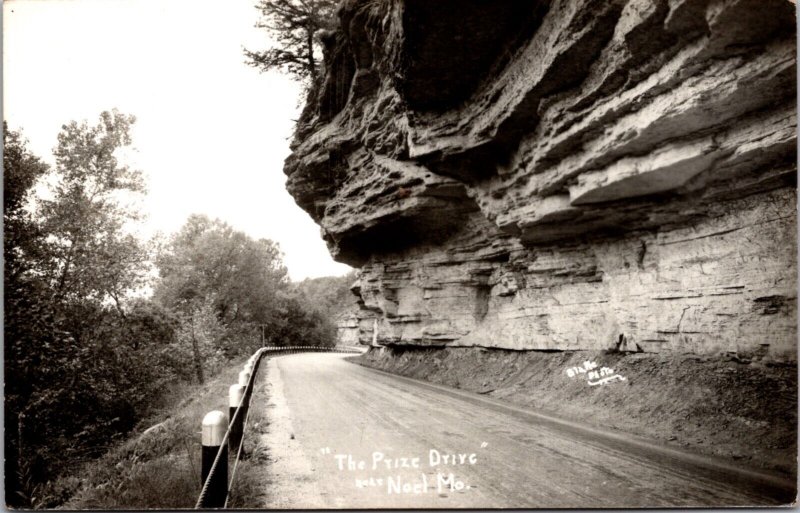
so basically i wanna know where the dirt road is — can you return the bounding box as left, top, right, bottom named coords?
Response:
left=260, top=353, right=795, bottom=509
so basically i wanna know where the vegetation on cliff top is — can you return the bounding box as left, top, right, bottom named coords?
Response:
left=244, top=0, right=338, bottom=85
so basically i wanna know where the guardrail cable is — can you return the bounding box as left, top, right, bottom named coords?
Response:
left=224, top=363, right=258, bottom=508
left=194, top=368, right=249, bottom=509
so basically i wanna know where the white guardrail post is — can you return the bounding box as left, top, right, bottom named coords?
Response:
left=200, top=411, right=228, bottom=508
left=228, top=385, right=245, bottom=456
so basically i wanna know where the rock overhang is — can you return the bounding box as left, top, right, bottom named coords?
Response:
left=283, top=0, right=797, bottom=359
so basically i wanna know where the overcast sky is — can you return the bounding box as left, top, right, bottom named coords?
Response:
left=3, top=0, right=352, bottom=281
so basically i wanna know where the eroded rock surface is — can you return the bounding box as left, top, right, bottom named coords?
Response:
left=285, top=0, right=797, bottom=360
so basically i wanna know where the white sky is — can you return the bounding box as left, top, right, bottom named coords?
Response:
left=3, top=0, right=352, bottom=281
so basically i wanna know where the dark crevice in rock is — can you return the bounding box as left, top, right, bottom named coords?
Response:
left=318, top=31, right=357, bottom=122
left=421, top=1, right=626, bottom=184
left=399, top=0, right=549, bottom=113
left=331, top=205, right=479, bottom=267
left=420, top=142, right=509, bottom=184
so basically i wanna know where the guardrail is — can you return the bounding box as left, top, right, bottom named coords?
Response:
left=195, top=345, right=364, bottom=509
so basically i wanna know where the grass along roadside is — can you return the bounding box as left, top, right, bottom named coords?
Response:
left=225, top=370, right=271, bottom=508
left=56, top=356, right=268, bottom=510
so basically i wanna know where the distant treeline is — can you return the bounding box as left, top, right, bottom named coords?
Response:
left=3, top=112, right=353, bottom=508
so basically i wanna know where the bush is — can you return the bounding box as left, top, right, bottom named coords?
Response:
left=5, top=296, right=184, bottom=507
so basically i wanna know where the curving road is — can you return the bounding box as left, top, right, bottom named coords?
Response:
left=259, top=353, right=795, bottom=509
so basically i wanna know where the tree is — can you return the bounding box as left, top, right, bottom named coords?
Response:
left=269, top=294, right=338, bottom=347
left=244, top=0, right=338, bottom=83
left=3, top=123, right=49, bottom=282
left=156, top=214, right=288, bottom=325
left=4, top=114, right=162, bottom=507
left=293, top=270, right=358, bottom=320
left=155, top=215, right=292, bottom=375
left=172, top=299, right=225, bottom=384
left=3, top=125, right=52, bottom=393
left=36, top=110, right=149, bottom=308
left=3, top=124, right=52, bottom=508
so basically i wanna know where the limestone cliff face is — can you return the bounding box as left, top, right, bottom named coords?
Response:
left=285, top=0, right=798, bottom=360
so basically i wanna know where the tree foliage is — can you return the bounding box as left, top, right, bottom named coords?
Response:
left=293, top=270, right=358, bottom=320
left=4, top=124, right=53, bottom=506
left=4, top=123, right=49, bottom=280
left=3, top=114, right=164, bottom=508
left=244, top=0, right=338, bottom=83
left=155, top=214, right=287, bottom=327
left=4, top=112, right=341, bottom=508
left=37, top=110, right=149, bottom=307
left=154, top=214, right=338, bottom=381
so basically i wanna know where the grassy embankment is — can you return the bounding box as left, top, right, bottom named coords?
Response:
left=50, top=357, right=270, bottom=510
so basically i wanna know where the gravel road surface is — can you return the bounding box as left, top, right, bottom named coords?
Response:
left=260, top=353, right=795, bottom=509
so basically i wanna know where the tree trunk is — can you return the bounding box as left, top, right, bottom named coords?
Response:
left=111, top=293, right=138, bottom=350
left=55, top=249, right=73, bottom=299
left=306, top=24, right=316, bottom=80
left=190, top=314, right=204, bottom=384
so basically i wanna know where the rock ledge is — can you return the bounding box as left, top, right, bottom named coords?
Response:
left=285, top=0, right=797, bottom=360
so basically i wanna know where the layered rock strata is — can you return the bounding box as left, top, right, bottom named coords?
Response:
left=335, top=312, right=361, bottom=346
left=285, top=0, right=798, bottom=360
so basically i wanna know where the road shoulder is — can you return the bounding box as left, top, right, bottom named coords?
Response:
left=258, top=356, right=328, bottom=509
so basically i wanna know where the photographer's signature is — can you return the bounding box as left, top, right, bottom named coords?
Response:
left=566, top=360, right=626, bottom=386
